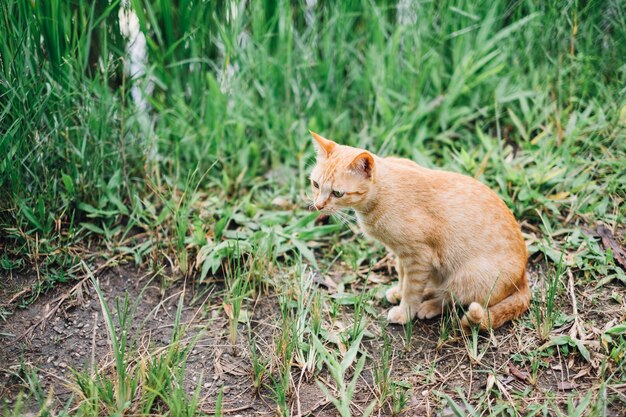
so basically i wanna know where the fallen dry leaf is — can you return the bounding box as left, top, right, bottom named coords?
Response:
left=223, top=303, right=233, bottom=320
left=596, top=224, right=626, bottom=270
left=557, top=381, right=576, bottom=391
left=367, top=273, right=391, bottom=284
left=572, top=368, right=589, bottom=380
left=508, top=364, right=530, bottom=383
left=311, top=271, right=338, bottom=292
left=213, top=349, right=224, bottom=380
left=271, top=196, right=292, bottom=209
left=486, top=373, right=496, bottom=392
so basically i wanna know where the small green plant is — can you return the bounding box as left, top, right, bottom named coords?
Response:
left=268, top=366, right=291, bottom=417
left=223, top=252, right=252, bottom=352
left=350, top=285, right=371, bottom=342
left=269, top=330, right=293, bottom=417
left=600, top=322, right=626, bottom=364
left=329, top=297, right=340, bottom=320
left=291, top=267, right=321, bottom=379
left=214, top=385, right=224, bottom=417
left=528, top=351, right=542, bottom=385
left=413, top=361, right=438, bottom=387
left=464, top=319, right=486, bottom=363
left=2, top=392, right=26, bottom=417
left=88, top=281, right=138, bottom=415
left=270, top=292, right=297, bottom=417
left=247, top=332, right=268, bottom=396
left=403, top=311, right=414, bottom=352
left=437, top=310, right=454, bottom=348
left=390, top=381, right=411, bottom=416
left=533, top=232, right=567, bottom=341
left=555, top=391, right=593, bottom=417
left=26, top=364, right=72, bottom=417
left=373, top=327, right=392, bottom=407
left=437, top=391, right=479, bottom=417
left=311, top=291, right=323, bottom=336
left=312, top=328, right=376, bottom=417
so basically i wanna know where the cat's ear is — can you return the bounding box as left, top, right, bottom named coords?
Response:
left=309, top=130, right=336, bottom=158
left=349, top=152, right=374, bottom=179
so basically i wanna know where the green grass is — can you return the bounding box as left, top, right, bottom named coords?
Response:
left=2, top=0, right=624, bottom=273
left=1, top=0, right=626, bottom=415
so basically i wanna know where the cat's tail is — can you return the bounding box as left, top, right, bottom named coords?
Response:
left=461, top=272, right=530, bottom=332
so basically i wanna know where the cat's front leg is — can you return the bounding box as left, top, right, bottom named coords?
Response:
left=385, top=256, right=405, bottom=304
left=387, top=267, right=429, bottom=325
left=416, top=290, right=450, bottom=320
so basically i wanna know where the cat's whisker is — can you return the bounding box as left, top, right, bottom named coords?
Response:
left=336, top=211, right=354, bottom=223
left=330, top=213, right=347, bottom=225
left=340, top=209, right=374, bottom=227
left=338, top=210, right=358, bottom=221
left=331, top=212, right=351, bottom=227
left=333, top=210, right=358, bottom=228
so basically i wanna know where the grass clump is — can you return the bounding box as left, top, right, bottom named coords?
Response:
left=73, top=276, right=201, bottom=416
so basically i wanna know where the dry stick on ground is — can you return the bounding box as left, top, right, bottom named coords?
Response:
left=90, top=312, right=98, bottom=376
left=3, top=232, right=94, bottom=308
left=199, top=404, right=254, bottom=415
left=12, top=254, right=127, bottom=343
left=298, top=398, right=330, bottom=416
left=294, top=367, right=305, bottom=417
left=357, top=252, right=395, bottom=277
left=567, top=268, right=587, bottom=341
left=6, top=286, right=34, bottom=305
left=4, top=253, right=80, bottom=306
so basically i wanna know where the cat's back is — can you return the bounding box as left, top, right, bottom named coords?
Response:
left=384, top=158, right=507, bottom=212
left=428, top=168, right=527, bottom=263
left=378, top=157, right=525, bottom=253
left=377, top=156, right=518, bottom=226
left=383, top=156, right=421, bottom=169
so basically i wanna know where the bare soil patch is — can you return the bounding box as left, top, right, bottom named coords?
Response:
left=1, top=264, right=625, bottom=416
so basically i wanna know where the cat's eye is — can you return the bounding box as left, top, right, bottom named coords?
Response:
left=312, top=180, right=319, bottom=189
left=332, top=190, right=345, bottom=198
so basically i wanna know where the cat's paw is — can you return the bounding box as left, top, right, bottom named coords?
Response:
left=460, top=302, right=486, bottom=333
left=416, top=299, right=444, bottom=320
left=385, top=285, right=402, bottom=304
left=387, top=304, right=414, bottom=324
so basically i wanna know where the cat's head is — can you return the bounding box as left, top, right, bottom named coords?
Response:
left=308, top=131, right=375, bottom=212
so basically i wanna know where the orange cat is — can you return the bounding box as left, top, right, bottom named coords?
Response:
left=308, top=131, right=530, bottom=331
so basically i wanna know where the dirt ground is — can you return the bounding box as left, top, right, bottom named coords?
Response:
left=1, top=263, right=625, bottom=416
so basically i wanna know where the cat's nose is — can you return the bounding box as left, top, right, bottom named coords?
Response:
left=313, top=200, right=326, bottom=210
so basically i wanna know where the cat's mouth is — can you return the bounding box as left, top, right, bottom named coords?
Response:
left=315, top=213, right=331, bottom=225
left=308, top=203, right=334, bottom=213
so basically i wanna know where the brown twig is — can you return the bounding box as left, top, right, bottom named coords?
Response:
left=567, top=269, right=586, bottom=341
left=11, top=255, right=123, bottom=344
left=199, top=404, right=254, bottom=415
